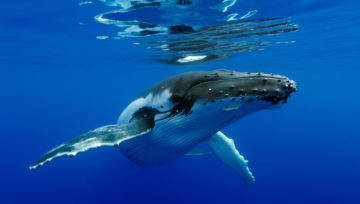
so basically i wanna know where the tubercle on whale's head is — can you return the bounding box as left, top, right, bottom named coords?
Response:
left=165, top=69, right=297, bottom=116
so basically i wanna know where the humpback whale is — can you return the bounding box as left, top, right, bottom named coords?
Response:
left=30, top=69, right=296, bottom=185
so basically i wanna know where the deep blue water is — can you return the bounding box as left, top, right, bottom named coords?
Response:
left=1, top=0, right=360, bottom=203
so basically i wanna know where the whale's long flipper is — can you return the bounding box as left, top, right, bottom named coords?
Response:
left=29, top=121, right=151, bottom=170
left=206, top=131, right=255, bottom=186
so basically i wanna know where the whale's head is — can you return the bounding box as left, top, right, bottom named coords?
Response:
left=118, top=69, right=296, bottom=128
left=174, top=69, right=296, bottom=112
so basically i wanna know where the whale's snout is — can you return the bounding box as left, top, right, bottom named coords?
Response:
left=252, top=73, right=297, bottom=105
left=183, top=70, right=296, bottom=104
left=171, top=70, right=296, bottom=116
left=282, top=78, right=297, bottom=103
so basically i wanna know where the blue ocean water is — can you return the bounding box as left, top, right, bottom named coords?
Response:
left=1, top=0, right=360, bottom=203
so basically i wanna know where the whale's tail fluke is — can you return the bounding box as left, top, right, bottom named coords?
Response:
left=29, top=121, right=151, bottom=170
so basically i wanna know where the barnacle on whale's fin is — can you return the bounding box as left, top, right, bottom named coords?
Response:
left=206, top=131, right=255, bottom=186
left=29, top=121, right=151, bottom=170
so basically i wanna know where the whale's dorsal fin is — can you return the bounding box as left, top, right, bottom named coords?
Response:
left=29, top=116, right=153, bottom=170
left=206, top=131, right=255, bottom=186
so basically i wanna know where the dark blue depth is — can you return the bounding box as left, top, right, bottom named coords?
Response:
left=1, top=0, right=360, bottom=203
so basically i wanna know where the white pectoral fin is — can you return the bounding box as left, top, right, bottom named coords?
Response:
left=29, top=122, right=150, bottom=170
left=206, top=131, right=255, bottom=186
